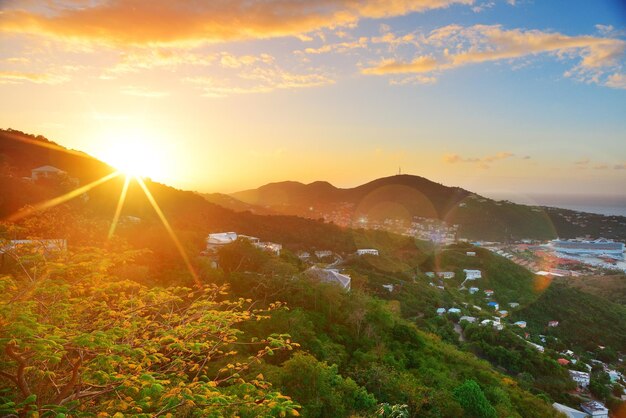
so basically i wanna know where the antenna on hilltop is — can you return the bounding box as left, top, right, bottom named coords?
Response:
left=398, top=166, right=402, bottom=175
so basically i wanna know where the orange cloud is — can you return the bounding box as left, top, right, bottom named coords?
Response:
left=362, top=25, right=625, bottom=87
left=0, top=70, right=68, bottom=84
left=443, top=151, right=514, bottom=168
left=605, top=73, right=626, bottom=89
left=0, top=0, right=472, bottom=46
left=362, top=56, right=439, bottom=75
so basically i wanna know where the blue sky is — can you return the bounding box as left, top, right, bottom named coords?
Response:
left=0, top=0, right=624, bottom=197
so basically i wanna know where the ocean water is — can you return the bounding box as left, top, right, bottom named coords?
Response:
left=487, top=193, right=626, bottom=217
left=528, top=195, right=626, bottom=217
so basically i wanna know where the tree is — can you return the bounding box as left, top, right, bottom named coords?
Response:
left=453, top=380, right=497, bottom=418
left=0, top=247, right=300, bottom=417
left=272, top=353, right=376, bottom=418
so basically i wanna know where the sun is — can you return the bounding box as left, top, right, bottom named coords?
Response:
left=95, top=128, right=165, bottom=179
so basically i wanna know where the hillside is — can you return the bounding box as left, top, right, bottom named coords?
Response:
left=2, top=128, right=624, bottom=416
left=554, top=275, right=626, bottom=305
left=232, top=175, right=626, bottom=242
left=513, top=282, right=626, bottom=353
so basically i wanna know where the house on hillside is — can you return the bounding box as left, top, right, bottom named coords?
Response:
left=448, top=308, right=461, bottom=314
left=552, top=403, right=588, bottom=418
left=466, top=251, right=476, bottom=256
left=459, top=316, right=477, bottom=323
left=484, top=289, right=494, bottom=297
left=314, top=250, right=333, bottom=259
left=580, top=401, right=608, bottom=418
left=463, top=269, right=482, bottom=280
left=569, top=371, right=590, bottom=388
left=514, top=321, right=527, bottom=328
left=436, top=308, right=447, bottom=315
left=437, top=271, right=455, bottom=279
left=255, top=241, right=282, bottom=255
left=487, top=301, right=499, bottom=310
left=31, top=165, right=66, bottom=181
left=305, top=266, right=351, bottom=290
left=356, top=248, right=379, bottom=256
left=508, top=302, right=520, bottom=308
left=548, top=320, right=559, bottom=327
left=469, top=287, right=479, bottom=294
left=206, top=232, right=239, bottom=252
left=382, top=284, right=394, bottom=292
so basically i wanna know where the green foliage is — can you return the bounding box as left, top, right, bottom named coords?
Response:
left=0, top=247, right=301, bottom=417
left=269, top=353, right=376, bottom=418
left=453, top=380, right=497, bottom=418
left=514, top=282, right=626, bottom=352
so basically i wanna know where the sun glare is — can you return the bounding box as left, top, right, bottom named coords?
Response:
left=98, top=132, right=160, bottom=178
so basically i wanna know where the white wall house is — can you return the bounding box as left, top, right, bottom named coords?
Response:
left=31, top=165, right=66, bottom=181
left=437, top=271, right=455, bottom=279
left=463, top=269, right=482, bottom=280
left=580, top=401, right=608, bottom=418
left=206, top=232, right=239, bottom=252
left=569, top=371, right=590, bottom=388
left=356, top=248, right=379, bottom=256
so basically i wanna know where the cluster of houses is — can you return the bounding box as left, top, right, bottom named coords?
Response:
left=26, top=165, right=79, bottom=186
left=553, top=400, right=609, bottom=418
left=204, top=232, right=378, bottom=292
left=206, top=232, right=282, bottom=255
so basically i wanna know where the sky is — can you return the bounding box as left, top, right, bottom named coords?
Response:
left=0, top=0, right=625, bottom=200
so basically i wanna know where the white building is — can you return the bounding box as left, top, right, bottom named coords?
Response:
left=448, top=308, right=461, bottom=314
left=514, top=321, right=527, bottom=328
left=206, top=232, right=239, bottom=251
left=459, top=316, right=477, bottom=323
left=206, top=232, right=280, bottom=255
left=528, top=342, right=545, bottom=353
left=552, top=403, right=588, bottom=418
left=508, top=302, right=520, bottom=308
left=469, top=287, right=479, bottom=294
left=425, top=272, right=436, bottom=278
left=356, top=248, right=379, bottom=256
left=314, top=250, right=333, bottom=259
left=255, top=241, right=282, bottom=255
left=436, top=308, right=447, bottom=315
left=463, top=269, right=482, bottom=280
left=31, top=165, right=66, bottom=181
left=569, top=370, right=590, bottom=388
left=382, top=284, right=394, bottom=292
left=466, top=251, right=477, bottom=257
left=580, top=401, right=609, bottom=418
left=480, top=319, right=503, bottom=330
left=437, top=271, right=455, bottom=279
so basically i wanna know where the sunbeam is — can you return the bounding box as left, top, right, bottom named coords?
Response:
left=6, top=171, right=121, bottom=222
left=107, top=175, right=131, bottom=240
left=135, top=176, right=200, bottom=286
